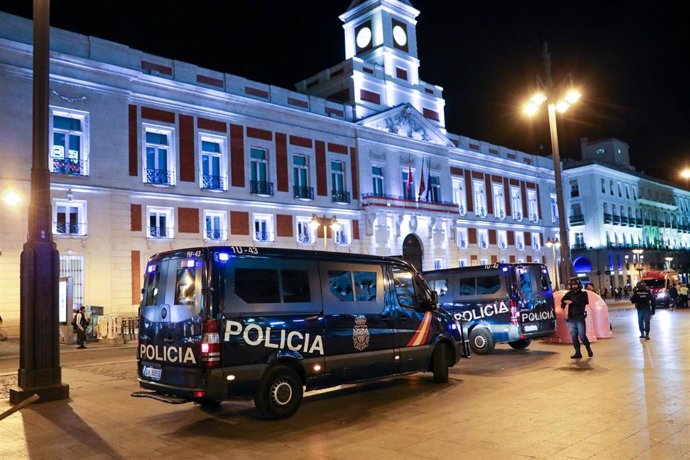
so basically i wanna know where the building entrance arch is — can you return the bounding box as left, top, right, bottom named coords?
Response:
left=402, top=234, right=423, bottom=272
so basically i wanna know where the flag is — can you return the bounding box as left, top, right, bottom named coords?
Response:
left=417, top=158, right=425, bottom=201
left=406, top=159, right=412, bottom=199
left=424, top=158, right=432, bottom=201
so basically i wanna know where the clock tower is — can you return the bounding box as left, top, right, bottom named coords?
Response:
left=296, top=0, right=446, bottom=129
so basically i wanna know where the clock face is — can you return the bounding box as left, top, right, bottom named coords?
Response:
left=356, top=26, right=372, bottom=49
left=393, top=25, right=407, bottom=47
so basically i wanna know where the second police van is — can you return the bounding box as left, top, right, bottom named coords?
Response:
left=423, top=263, right=557, bottom=354
left=136, top=247, right=469, bottom=419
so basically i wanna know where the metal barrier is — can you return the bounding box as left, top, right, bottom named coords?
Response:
left=120, top=317, right=138, bottom=343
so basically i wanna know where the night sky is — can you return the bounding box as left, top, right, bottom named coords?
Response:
left=2, top=0, right=689, bottom=184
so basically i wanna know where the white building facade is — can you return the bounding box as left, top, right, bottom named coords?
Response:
left=564, top=137, right=690, bottom=291
left=0, top=0, right=558, bottom=338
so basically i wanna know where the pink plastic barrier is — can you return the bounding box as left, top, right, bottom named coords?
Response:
left=545, top=290, right=611, bottom=343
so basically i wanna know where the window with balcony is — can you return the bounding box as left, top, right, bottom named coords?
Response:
left=296, top=217, right=316, bottom=245
left=458, top=259, right=468, bottom=267
left=144, top=127, right=174, bottom=186
left=569, top=179, right=579, bottom=197
left=200, top=136, right=226, bottom=191
left=550, top=193, right=559, bottom=224
left=53, top=200, right=86, bottom=236
left=433, top=259, right=444, bottom=270
left=334, top=219, right=351, bottom=246
left=250, top=148, right=273, bottom=196
left=456, top=227, right=468, bottom=249
left=253, top=213, right=274, bottom=242
left=601, top=178, right=606, bottom=194
left=453, top=177, right=466, bottom=215
left=473, top=180, right=487, bottom=217
left=51, top=109, right=89, bottom=176
left=147, top=206, right=174, bottom=239
left=516, top=231, right=525, bottom=251
left=511, top=186, right=522, bottom=220
left=609, top=180, right=614, bottom=196
left=528, top=190, right=539, bottom=222
left=617, top=183, right=623, bottom=198
left=493, top=183, right=505, bottom=219
left=478, top=229, right=488, bottom=249
left=331, top=161, right=350, bottom=203
left=293, top=154, right=313, bottom=200
left=532, top=232, right=541, bottom=250
left=497, top=230, right=507, bottom=249
left=372, top=166, right=385, bottom=196
left=203, top=210, right=227, bottom=241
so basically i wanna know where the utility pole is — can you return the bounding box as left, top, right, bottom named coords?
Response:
left=10, top=0, right=69, bottom=404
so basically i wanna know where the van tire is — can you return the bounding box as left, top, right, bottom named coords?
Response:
left=469, top=328, right=495, bottom=355
left=508, top=339, right=531, bottom=350
left=431, top=344, right=449, bottom=383
left=254, top=365, right=303, bottom=420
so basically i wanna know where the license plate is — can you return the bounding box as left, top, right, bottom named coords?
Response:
left=143, top=364, right=162, bottom=381
left=524, top=324, right=538, bottom=332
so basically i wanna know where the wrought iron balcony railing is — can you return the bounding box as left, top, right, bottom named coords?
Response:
left=293, top=186, right=314, bottom=200
left=297, top=233, right=314, bottom=245
left=204, top=229, right=227, bottom=241
left=335, top=232, right=350, bottom=245
left=148, top=226, right=173, bottom=238
left=145, top=169, right=173, bottom=186
left=54, top=222, right=86, bottom=235
left=52, top=158, right=88, bottom=176
left=569, top=214, right=585, bottom=225
left=332, top=190, right=351, bottom=204
left=201, top=175, right=225, bottom=191
left=250, top=180, right=274, bottom=196
left=254, top=231, right=274, bottom=242
left=361, top=193, right=461, bottom=214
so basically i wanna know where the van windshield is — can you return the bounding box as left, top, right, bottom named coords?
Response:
left=643, top=279, right=665, bottom=289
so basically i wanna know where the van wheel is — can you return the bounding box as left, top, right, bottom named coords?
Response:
left=432, top=344, right=449, bottom=383
left=508, top=339, right=531, bottom=350
left=469, top=328, right=495, bottom=355
left=254, top=365, right=303, bottom=420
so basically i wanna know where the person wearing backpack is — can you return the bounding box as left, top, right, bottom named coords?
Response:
left=73, top=306, right=89, bottom=349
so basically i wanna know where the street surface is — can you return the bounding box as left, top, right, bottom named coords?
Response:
left=1, top=306, right=690, bottom=459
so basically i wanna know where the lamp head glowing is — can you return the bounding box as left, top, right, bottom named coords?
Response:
left=564, top=88, right=581, bottom=104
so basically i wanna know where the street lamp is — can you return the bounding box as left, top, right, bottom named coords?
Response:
left=545, top=237, right=561, bottom=289
left=633, top=248, right=644, bottom=283
left=680, top=168, right=690, bottom=189
left=2, top=189, right=22, bottom=207
left=665, top=256, right=673, bottom=271
left=522, top=43, right=580, bottom=285
left=311, top=214, right=340, bottom=251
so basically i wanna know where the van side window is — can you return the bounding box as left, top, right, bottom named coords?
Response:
left=175, top=268, right=197, bottom=305
left=143, top=271, right=160, bottom=306
left=281, top=270, right=311, bottom=303
left=476, top=275, right=501, bottom=295
left=458, top=277, right=476, bottom=296
left=235, top=269, right=281, bottom=303
left=329, top=271, right=354, bottom=301
left=429, top=279, right=449, bottom=299
left=539, top=272, right=550, bottom=291
left=392, top=268, right=416, bottom=309
left=353, top=271, right=377, bottom=301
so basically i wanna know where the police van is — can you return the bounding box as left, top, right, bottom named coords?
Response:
left=137, top=247, right=468, bottom=419
left=423, top=263, right=556, bottom=355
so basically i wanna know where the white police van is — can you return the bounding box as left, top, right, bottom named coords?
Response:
left=137, top=247, right=469, bottom=419
left=423, top=263, right=556, bottom=354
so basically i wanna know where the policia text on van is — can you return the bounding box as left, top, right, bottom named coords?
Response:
left=424, top=264, right=556, bottom=354
left=137, top=247, right=469, bottom=419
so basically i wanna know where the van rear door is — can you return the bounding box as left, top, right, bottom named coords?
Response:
left=138, top=253, right=204, bottom=386
left=514, top=265, right=556, bottom=334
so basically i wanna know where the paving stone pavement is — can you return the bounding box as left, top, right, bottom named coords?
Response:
left=1, top=305, right=689, bottom=459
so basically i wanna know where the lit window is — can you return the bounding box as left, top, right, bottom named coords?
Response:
left=331, top=161, right=350, bottom=203
left=511, top=187, right=522, bottom=220
left=293, top=155, right=313, bottom=200
left=334, top=219, right=351, bottom=246
left=372, top=166, right=385, bottom=196
left=473, top=180, right=487, bottom=217
left=199, top=135, right=226, bottom=191
left=147, top=206, right=174, bottom=239
left=516, top=232, right=525, bottom=251
left=453, top=177, right=466, bottom=215
left=50, top=108, right=89, bottom=176
left=144, top=126, right=175, bottom=186
left=203, top=210, right=227, bottom=241
left=493, top=183, right=505, bottom=219
left=296, top=217, right=316, bottom=245
left=478, top=229, right=489, bottom=249
left=250, top=148, right=272, bottom=196
left=253, top=213, right=274, bottom=242
left=456, top=227, right=468, bottom=249
left=53, top=200, right=87, bottom=236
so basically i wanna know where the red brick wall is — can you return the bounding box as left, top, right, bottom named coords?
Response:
left=231, top=211, right=249, bottom=235
left=316, top=141, right=327, bottom=196
left=128, top=105, right=138, bottom=177
left=276, top=133, right=288, bottom=192
left=130, top=204, right=142, bottom=232
left=230, top=124, right=245, bottom=187
left=179, top=115, right=195, bottom=182
left=276, top=214, right=293, bottom=237
left=178, top=208, right=199, bottom=233
left=131, top=251, right=140, bottom=305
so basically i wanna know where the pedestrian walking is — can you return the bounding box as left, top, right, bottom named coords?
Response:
left=72, top=306, right=90, bottom=349
left=630, top=281, right=655, bottom=340
left=668, top=284, right=678, bottom=310
left=561, top=277, right=594, bottom=359
left=678, top=283, right=689, bottom=308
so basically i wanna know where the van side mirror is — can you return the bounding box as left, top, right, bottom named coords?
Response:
left=431, top=290, right=439, bottom=306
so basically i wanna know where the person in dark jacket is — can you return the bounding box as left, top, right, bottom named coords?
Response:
left=631, top=281, right=655, bottom=339
left=561, top=277, right=593, bottom=359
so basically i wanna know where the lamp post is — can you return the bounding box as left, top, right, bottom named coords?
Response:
left=10, top=0, right=69, bottom=404
left=545, top=237, right=560, bottom=289
left=311, top=214, right=340, bottom=251
left=523, top=43, right=580, bottom=285
left=665, top=256, right=673, bottom=271
left=633, top=248, right=644, bottom=284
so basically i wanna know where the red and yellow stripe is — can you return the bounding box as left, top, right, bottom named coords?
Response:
left=406, top=311, right=433, bottom=347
